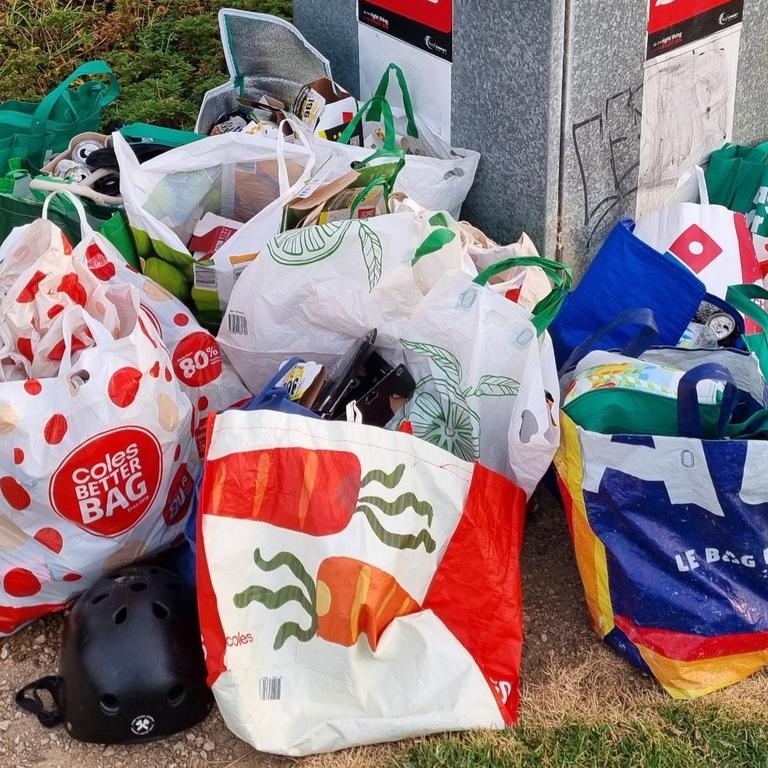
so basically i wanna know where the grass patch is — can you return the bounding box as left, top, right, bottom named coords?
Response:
left=0, top=0, right=292, bottom=129
left=392, top=704, right=768, bottom=768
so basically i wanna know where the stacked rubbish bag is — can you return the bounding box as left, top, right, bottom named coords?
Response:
left=2, top=4, right=768, bottom=761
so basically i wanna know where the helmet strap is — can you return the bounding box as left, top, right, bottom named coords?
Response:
left=15, top=676, right=63, bottom=728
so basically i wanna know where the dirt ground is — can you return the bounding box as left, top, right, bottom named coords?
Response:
left=2, top=489, right=767, bottom=768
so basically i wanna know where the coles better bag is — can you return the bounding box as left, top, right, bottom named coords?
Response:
left=197, top=409, right=525, bottom=755
left=49, top=191, right=251, bottom=456
left=0, top=219, right=195, bottom=634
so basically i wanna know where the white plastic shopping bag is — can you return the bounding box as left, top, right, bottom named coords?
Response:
left=288, top=63, right=479, bottom=220
left=114, top=129, right=316, bottom=315
left=392, top=259, right=566, bottom=498
left=0, top=221, right=195, bottom=634
left=197, top=409, right=526, bottom=755
left=217, top=210, right=475, bottom=392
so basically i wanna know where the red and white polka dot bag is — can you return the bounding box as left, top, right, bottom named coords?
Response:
left=0, top=219, right=196, bottom=635
left=58, top=192, right=251, bottom=456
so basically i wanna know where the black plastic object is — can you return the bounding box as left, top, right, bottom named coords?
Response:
left=86, top=142, right=172, bottom=170
left=16, top=566, right=212, bottom=744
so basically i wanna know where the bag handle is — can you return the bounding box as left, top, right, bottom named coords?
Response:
left=15, top=677, right=63, bottom=729
left=559, top=308, right=660, bottom=375
left=726, top=409, right=768, bottom=439
left=473, top=256, right=573, bottom=334
left=276, top=118, right=314, bottom=194
left=367, top=63, right=419, bottom=139
left=726, top=284, right=768, bottom=332
left=349, top=174, right=392, bottom=216
left=27, top=61, right=119, bottom=169
left=59, top=308, right=116, bottom=376
left=696, top=165, right=710, bottom=206
left=32, top=170, right=123, bottom=208
left=42, top=189, right=94, bottom=238
left=338, top=95, right=402, bottom=159
left=677, top=363, right=738, bottom=440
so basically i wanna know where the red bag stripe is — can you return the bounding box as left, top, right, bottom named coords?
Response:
left=423, top=463, right=526, bottom=725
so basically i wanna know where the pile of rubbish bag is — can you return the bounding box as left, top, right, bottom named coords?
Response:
left=2, top=6, right=768, bottom=758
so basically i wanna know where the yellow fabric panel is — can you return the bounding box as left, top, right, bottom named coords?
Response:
left=555, top=415, right=614, bottom=639
left=637, top=643, right=768, bottom=699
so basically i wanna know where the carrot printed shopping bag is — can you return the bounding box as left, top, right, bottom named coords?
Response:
left=197, top=409, right=526, bottom=755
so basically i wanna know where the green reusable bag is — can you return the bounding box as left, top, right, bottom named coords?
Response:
left=119, top=123, right=205, bottom=148
left=0, top=161, right=113, bottom=248
left=99, top=211, right=140, bottom=269
left=726, top=284, right=768, bottom=380
left=562, top=353, right=731, bottom=439
left=0, top=61, right=119, bottom=176
left=706, top=142, right=768, bottom=238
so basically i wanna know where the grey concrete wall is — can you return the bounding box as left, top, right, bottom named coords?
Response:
left=557, top=0, right=648, bottom=275
left=293, top=0, right=360, bottom=95
left=451, top=0, right=565, bottom=257
left=733, top=0, right=768, bottom=145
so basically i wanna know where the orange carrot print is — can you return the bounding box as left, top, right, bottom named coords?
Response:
left=209, top=449, right=435, bottom=552
left=233, top=550, right=420, bottom=651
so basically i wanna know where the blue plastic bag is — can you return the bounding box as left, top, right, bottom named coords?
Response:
left=550, top=219, right=707, bottom=367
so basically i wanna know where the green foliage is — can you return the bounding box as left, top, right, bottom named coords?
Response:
left=0, top=0, right=292, bottom=129
left=393, top=705, right=768, bottom=768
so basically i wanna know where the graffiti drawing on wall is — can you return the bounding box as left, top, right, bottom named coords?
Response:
left=572, top=84, right=644, bottom=248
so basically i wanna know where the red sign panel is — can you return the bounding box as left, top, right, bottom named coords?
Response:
left=363, top=0, right=452, bottom=34
left=648, top=0, right=732, bottom=33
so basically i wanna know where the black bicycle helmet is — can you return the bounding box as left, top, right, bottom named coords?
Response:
left=16, top=566, right=213, bottom=743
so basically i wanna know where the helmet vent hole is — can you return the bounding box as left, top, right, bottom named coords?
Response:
left=152, top=602, right=169, bottom=620
left=91, top=593, right=108, bottom=604
left=129, top=582, right=147, bottom=593
left=167, top=684, right=186, bottom=707
left=99, top=695, right=120, bottom=715
left=114, top=606, right=128, bottom=625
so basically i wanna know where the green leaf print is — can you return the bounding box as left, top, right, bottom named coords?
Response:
left=358, top=220, right=383, bottom=291
left=268, top=221, right=352, bottom=266
left=400, top=339, right=463, bottom=383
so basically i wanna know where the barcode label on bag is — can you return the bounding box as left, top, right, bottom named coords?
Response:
left=193, top=263, right=217, bottom=291
left=228, top=311, right=248, bottom=336
left=259, top=676, right=282, bottom=701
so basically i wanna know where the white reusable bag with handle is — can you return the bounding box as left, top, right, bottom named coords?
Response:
left=217, top=209, right=476, bottom=392
left=0, top=217, right=195, bottom=635
left=391, top=256, right=569, bottom=498
left=294, top=64, right=479, bottom=219
left=114, top=128, right=316, bottom=316
left=634, top=171, right=762, bottom=302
